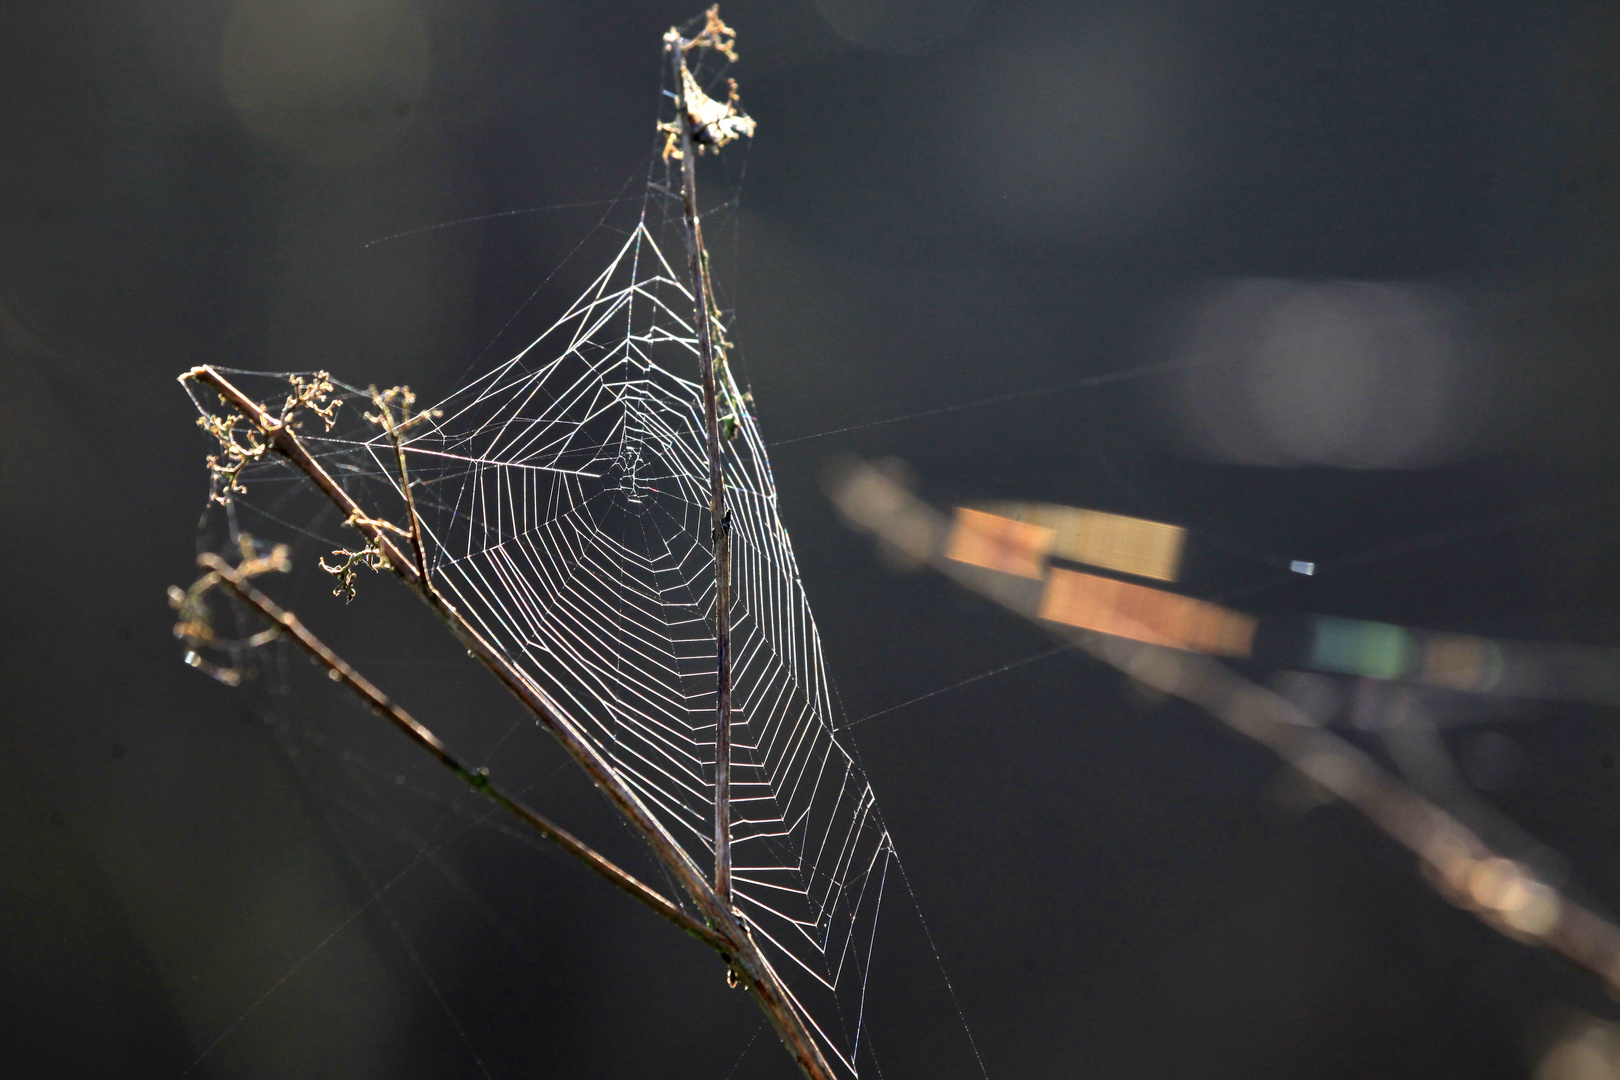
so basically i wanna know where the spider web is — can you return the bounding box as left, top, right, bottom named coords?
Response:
left=185, top=201, right=905, bottom=1079
left=406, top=220, right=890, bottom=1075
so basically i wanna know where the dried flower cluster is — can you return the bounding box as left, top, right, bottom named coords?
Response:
left=196, top=372, right=340, bottom=503
left=168, top=533, right=290, bottom=684
left=659, top=7, right=755, bottom=161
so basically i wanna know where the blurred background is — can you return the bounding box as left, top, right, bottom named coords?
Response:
left=3, top=0, right=1620, bottom=1077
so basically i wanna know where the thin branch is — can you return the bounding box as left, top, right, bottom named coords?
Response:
left=193, top=551, right=727, bottom=953
left=668, top=26, right=736, bottom=907
left=181, top=363, right=837, bottom=1080
left=367, top=386, right=436, bottom=590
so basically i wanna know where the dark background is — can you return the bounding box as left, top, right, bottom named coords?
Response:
left=4, top=1, right=1620, bottom=1077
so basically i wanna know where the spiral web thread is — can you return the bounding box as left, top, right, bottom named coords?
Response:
left=190, top=212, right=895, bottom=1076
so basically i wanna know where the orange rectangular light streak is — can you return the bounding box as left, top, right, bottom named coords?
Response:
left=1037, top=567, right=1256, bottom=658
left=945, top=507, right=1055, bottom=579
left=987, top=503, right=1185, bottom=581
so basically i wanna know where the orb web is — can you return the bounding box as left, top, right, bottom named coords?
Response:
left=186, top=210, right=897, bottom=1077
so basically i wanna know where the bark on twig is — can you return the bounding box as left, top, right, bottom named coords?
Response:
left=667, top=29, right=735, bottom=908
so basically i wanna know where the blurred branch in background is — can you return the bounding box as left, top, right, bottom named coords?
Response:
left=826, top=456, right=1620, bottom=993
left=947, top=500, right=1620, bottom=708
